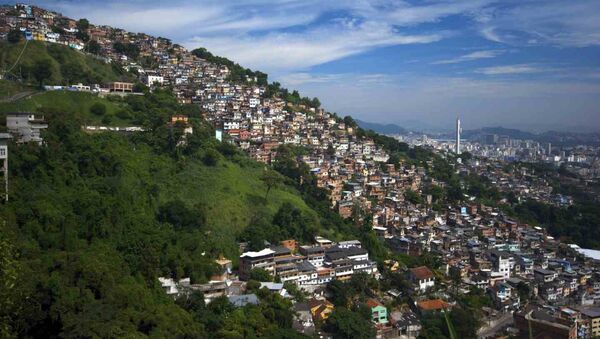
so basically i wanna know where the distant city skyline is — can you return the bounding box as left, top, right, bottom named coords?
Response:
left=15, top=0, right=600, bottom=132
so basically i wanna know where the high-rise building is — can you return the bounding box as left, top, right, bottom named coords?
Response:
left=455, top=117, right=461, bottom=154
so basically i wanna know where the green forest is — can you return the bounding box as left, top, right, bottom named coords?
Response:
left=0, top=41, right=390, bottom=338
left=0, top=87, right=348, bottom=337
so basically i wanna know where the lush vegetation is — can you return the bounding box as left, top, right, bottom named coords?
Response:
left=264, top=82, right=321, bottom=110
left=420, top=307, right=479, bottom=339
left=0, top=40, right=131, bottom=86
left=191, top=48, right=268, bottom=85
left=469, top=162, right=600, bottom=249
left=0, top=79, right=30, bottom=100
left=0, top=88, right=333, bottom=337
left=324, top=273, right=379, bottom=339
left=0, top=91, right=129, bottom=127
left=175, top=290, right=307, bottom=338
left=504, top=199, right=600, bottom=248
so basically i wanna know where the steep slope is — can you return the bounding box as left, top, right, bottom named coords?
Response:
left=0, top=89, right=322, bottom=337
left=0, top=90, right=126, bottom=124
left=0, top=40, right=131, bottom=85
left=0, top=90, right=320, bottom=256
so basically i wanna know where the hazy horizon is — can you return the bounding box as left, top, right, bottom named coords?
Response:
left=356, top=117, right=600, bottom=134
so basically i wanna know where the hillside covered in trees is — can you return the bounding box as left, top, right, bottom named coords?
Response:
left=0, top=84, right=371, bottom=337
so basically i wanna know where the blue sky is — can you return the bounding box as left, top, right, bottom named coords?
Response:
left=17, top=0, right=600, bottom=132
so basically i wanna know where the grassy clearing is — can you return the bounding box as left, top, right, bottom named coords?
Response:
left=0, top=90, right=135, bottom=126
left=0, top=41, right=130, bottom=85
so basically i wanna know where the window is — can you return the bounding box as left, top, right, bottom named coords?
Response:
left=0, top=148, right=5, bottom=157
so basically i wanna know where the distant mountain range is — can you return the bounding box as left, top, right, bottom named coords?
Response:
left=460, top=127, right=600, bottom=146
left=355, top=119, right=406, bottom=134
left=356, top=120, right=600, bottom=146
left=461, top=127, right=536, bottom=140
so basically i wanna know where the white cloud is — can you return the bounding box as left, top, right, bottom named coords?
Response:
left=384, top=0, right=494, bottom=26
left=284, top=72, right=600, bottom=131
left=186, top=21, right=444, bottom=71
left=43, top=2, right=225, bottom=34
left=432, top=50, right=503, bottom=64
left=479, top=27, right=504, bottom=43
left=476, top=1, right=600, bottom=47
left=279, top=73, right=344, bottom=86
left=476, top=64, right=544, bottom=75
left=37, top=0, right=489, bottom=72
left=39, top=0, right=326, bottom=36
left=280, top=72, right=391, bottom=86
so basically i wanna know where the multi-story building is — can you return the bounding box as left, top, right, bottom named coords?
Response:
left=240, top=241, right=378, bottom=286
left=107, top=81, right=134, bottom=92
left=239, top=248, right=275, bottom=280
left=580, top=307, right=600, bottom=338
left=409, top=266, right=435, bottom=292
left=6, top=112, right=47, bottom=144
left=0, top=133, right=10, bottom=201
left=514, top=307, right=576, bottom=339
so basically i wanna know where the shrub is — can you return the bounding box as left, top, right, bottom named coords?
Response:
left=116, top=109, right=132, bottom=120
left=7, top=29, right=22, bottom=43
left=202, top=148, right=220, bottom=166
left=101, top=114, right=113, bottom=124
left=90, top=102, right=107, bottom=116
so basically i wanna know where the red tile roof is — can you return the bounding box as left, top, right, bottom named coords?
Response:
left=417, top=299, right=451, bottom=311
left=366, top=299, right=383, bottom=308
left=410, top=266, right=434, bottom=280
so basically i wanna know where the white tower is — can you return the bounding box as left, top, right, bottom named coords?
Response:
left=455, top=117, right=461, bottom=154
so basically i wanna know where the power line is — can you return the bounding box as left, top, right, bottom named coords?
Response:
left=2, top=39, right=29, bottom=77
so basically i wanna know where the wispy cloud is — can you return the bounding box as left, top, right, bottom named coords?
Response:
left=432, top=50, right=503, bottom=64
left=38, top=0, right=488, bottom=72
left=475, top=1, right=600, bottom=47
left=479, top=27, right=506, bottom=44
left=476, top=64, right=545, bottom=75
left=186, top=21, right=445, bottom=71
left=280, top=72, right=391, bottom=86
left=383, top=0, right=494, bottom=26
left=279, top=73, right=344, bottom=86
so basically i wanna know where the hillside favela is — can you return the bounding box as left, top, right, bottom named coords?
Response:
left=1, top=2, right=600, bottom=339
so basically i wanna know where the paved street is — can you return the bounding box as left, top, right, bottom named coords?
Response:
left=478, top=312, right=513, bottom=338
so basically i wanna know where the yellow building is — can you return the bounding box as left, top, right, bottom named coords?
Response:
left=308, top=299, right=334, bottom=322
left=580, top=307, right=600, bottom=337
left=33, top=31, right=45, bottom=41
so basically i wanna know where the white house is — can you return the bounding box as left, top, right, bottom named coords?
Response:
left=410, top=266, right=435, bottom=292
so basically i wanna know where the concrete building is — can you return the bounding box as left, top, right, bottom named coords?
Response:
left=0, top=134, right=10, bottom=201
left=366, top=299, right=388, bottom=324
left=579, top=307, right=600, bottom=338
left=143, top=73, right=164, bottom=86
left=158, top=277, right=190, bottom=298
left=239, top=248, right=275, bottom=280
left=107, top=82, right=134, bottom=92
left=410, top=266, right=435, bottom=292
left=514, top=308, right=576, bottom=339
left=6, top=112, right=47, bottom=144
